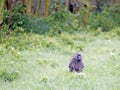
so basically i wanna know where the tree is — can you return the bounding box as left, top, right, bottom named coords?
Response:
left=0, top=0, right=6, bottom=25
left=40, top=0, right=45, bottom=16
left=45, top=0, right=49, bottom=17
left=66, top=0, right=69, bottom=9
left=7, top=0, right=15, bottom=35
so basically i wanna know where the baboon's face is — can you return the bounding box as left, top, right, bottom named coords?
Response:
left=76, top=54, right=81, bottom=62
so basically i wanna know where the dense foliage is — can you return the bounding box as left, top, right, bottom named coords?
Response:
left=1, top=3, right=120, bottom=36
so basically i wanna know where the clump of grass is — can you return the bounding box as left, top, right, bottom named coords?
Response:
left=36, top=59, right=49, bottom=66
left=0, top=70, right=19, bottom=82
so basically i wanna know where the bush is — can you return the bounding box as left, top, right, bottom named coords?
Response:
left=1, top=3, right=50, bottom=35
left=48, top=9, right=74, bottom=35
left=30, top=18, right=49, bottom=34
left=104, top=4, right=120, bottom=25
left=88, top=4, right=120, bottom=32
left=3, top=3, right=30, bottom=32
left=88, top=11, right=115, bottom=31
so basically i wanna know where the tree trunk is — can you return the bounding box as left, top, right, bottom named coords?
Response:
left=40, top=0, right=44, bottom=16
left=66, top=0, right=69, bottom=9
left=0, top=0, right=5, bottom=25
left=44, top=0, right=48, bottom=17
left=7, top=0, right=14, bottom=35
left=25, top=0, right=32, bottom=15
left=37, top=0, right=41, bottom=16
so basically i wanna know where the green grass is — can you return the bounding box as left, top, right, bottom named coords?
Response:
left=0, top=29, right=120, bottom=90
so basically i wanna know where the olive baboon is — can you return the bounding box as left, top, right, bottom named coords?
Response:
left=69, top=52, right=84, bottom=73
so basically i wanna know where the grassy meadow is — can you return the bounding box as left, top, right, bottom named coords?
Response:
left=0, top=28, right=120, bottom=90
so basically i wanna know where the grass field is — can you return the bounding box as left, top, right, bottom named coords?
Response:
left=0, top=29, right=120, bottom=90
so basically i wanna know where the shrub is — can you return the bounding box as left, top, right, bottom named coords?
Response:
left=0, top=24, right=8, bottom=36
left=104, top=4, right=120, bottom=26
left=30, top=18, right=49, bottom=34
left=41, top=38, right=61, bottom=49
left=2, top=3, right=50, bottom=35
left=3, top=3, right=30, bottom=32
left=88, top=4, right=120, bottom=32
left=88, top=11, right=115, bottom=31
left=48, top=9, right=74, bottom=34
